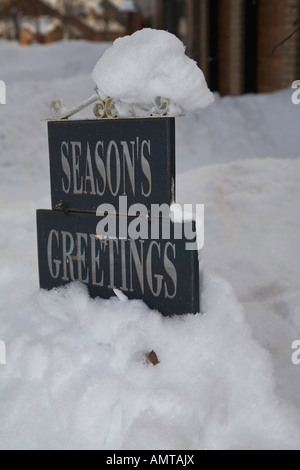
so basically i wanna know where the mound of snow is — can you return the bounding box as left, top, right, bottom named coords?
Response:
left=0, top=268, right=299, bottom=450
left=92, top=29, right=214, bottom=114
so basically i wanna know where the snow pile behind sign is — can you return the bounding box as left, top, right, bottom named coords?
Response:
left=92, top=29, right=215, bottom=115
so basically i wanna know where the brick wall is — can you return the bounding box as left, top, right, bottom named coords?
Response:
left=153, top=0, right=164, bottom=29
left=153, top=0, right=300, bottom=95
left=185, top=0, right=205, bottom=68
left=185, top=0, right=195, bottom=57
left=199, top=0, right=209, bottom=79
left=257, top=0, right=286, bottom=92
left=283, top=0, right=300, bottom=86
left=257, top=0, right=300, bottom=93
left=218, top=0, right=244, bottom=96
left=230, top=0, right=244, bottom=94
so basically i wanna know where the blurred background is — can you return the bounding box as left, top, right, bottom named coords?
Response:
left=0, top=0, right=299, bottom=96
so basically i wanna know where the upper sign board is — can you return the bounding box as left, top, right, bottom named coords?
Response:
left=48, top=118, right=175, bottom=213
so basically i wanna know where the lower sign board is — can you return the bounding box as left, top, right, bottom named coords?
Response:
left=37, top=210, right=200, bottom=316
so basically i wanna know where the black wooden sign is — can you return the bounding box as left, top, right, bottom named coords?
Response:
left=48, top=118, right=175, bottom=213
left=37, top=210, right=200, bottom=316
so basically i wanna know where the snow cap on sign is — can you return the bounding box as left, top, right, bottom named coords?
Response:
left=92, top=28, right=215, bottom=115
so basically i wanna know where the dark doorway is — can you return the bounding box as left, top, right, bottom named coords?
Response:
left=244, top=0, right=258, bottom=93
left=163, top=0, right=187, bottom=44
left=163, top=0, right=184, bottom=35
left=208, top=0, right=219, bottom=92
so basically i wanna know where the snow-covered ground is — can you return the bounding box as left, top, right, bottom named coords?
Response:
left=0, top=40, right=299, bottom=450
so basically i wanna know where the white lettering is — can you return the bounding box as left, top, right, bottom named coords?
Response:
left=61, top=142, right=71, bottom=194
left=47, top=230, right=61, bottom=279
left=70, top=141, right=83, bottom=194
